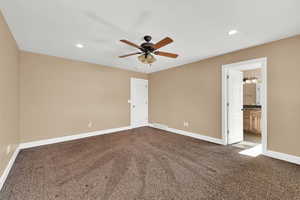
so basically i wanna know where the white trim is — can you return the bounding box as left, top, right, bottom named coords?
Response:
left=133, top=123, right=149, bottom=128
left=148, top=123, right=155, bottom=128
left=19, top=126, right=132, bottom=149
left=168, top=128, right=225, bottom=145
left=264, top=151, right=300, bottom=165
left=149, top=123, right=168, bottom=130
left=222, top=57, right=268, bottom=154
left=149, top=123, right=224, bottom=145
left=0, top=146, right=20, bottom=191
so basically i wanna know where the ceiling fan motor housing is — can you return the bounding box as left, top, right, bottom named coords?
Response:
left=144, top=35, right=152, bottom=42
left=141, top=42, right=155, bottom=53
left=141, top=35, right=155, bottom=53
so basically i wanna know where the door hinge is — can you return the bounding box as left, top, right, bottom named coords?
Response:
left=227, top=75, right=230, bottom=79
left=227, top=129, right=229, bottom=134
left=227, top=102, right=229, bottom=107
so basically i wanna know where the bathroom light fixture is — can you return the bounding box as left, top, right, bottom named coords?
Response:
left=228, top=29, right=238, bottom=36
left=243, top=77, right=259, bottom=84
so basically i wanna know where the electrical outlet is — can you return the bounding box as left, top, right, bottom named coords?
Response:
left=88, top=121, right=93, bottom=128
left=184, top=121, right=189, bottom=127
left=6, top=145, right=11, bottom=155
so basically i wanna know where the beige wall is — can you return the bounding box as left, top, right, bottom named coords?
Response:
left=20, top=52, right=147, bottom=142
left=149, top=35, right=300, bottom=157
left=0, top=12, right=20, bottom=176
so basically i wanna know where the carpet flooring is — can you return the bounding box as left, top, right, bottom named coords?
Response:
left=1, top=127, right=299, bottom=200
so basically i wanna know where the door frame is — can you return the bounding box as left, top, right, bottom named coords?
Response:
left=130, top=78, right=149, bottom=128
left=222, top=57, right=267, bottom=153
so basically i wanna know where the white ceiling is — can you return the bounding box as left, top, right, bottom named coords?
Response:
left=1, top=0, right=300, bottom=73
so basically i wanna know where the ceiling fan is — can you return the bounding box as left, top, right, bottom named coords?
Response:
left=119, top=35, right=178, bottom=64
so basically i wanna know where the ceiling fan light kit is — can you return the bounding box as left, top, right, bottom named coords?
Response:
left=138, top=54, right=156, bottom=64
left=119, top=35, right=178, bottom=65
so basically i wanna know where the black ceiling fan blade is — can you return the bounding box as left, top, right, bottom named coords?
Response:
left=119, top=52, right=142, bottom=58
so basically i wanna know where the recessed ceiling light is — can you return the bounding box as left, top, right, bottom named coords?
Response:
left=76, top=43, right=84, bottom=48
left=228, top=29, right=238, bottom=36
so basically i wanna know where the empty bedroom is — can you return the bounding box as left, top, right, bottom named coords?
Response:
left=0, top=0, right=299, bottom=199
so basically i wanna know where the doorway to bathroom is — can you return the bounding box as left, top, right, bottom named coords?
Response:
left=222, top=58, right=267, bottom=156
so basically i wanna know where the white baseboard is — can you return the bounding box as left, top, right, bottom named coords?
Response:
left=263, top=150, right=300, bottom=165
left=149, top=123, right=168, bottom=130
left=168, top=128, right=225, bottom=145
left=149, top=123, right=225, bottom=145
left=132, top=123, right=150, bottom=128
left=0, top=146, right=20, bottom=191
left=19, top=126, right=132, bottom=149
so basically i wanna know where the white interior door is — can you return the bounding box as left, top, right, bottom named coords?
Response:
left=227, top=69, right=244, bottom=144
left=131, top=78, right=148, bottom=128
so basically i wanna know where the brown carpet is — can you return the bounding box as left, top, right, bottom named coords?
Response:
left=1, top=127, right=299, bottom=200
